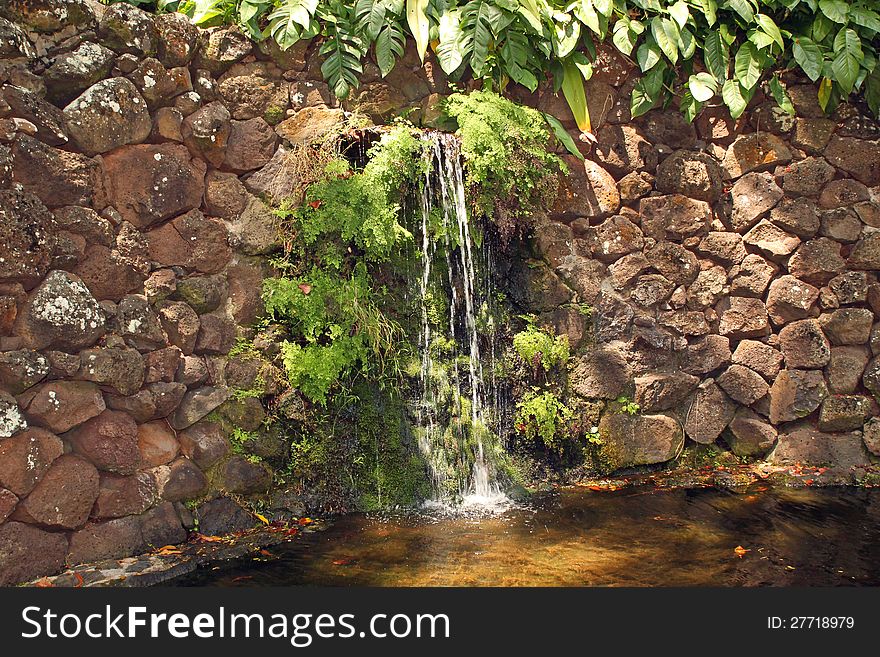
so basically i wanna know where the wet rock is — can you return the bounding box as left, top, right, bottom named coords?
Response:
left=655, top=150, right=723, bottom=202
left=137, top=420, right=179, bottom=467
left=818, top=395, right=872, bottom=432
left=596, top=412, right=683, bottom=471
left=43, top=41, right=115, bottom=106
left=102, top=143, right=206, bottom=230
left=98, top=2, right=158, bottom=56
left=569, top=345, right=630, bottom=399
left=139, top=501, right=186, bottom=548
left=507, top=260, right=573, bottom=312
left=92, top=471, right=158, bottom=519
left=848, top=232, right=880, bottom=270
left=170, top=386, right=230, bottom=431
left=14, top=454, right=98, bottom=530
left=68, top=410, right=140, bottom=475
left=145, top=209, right=231, bottom=274
left=11, top=134, right=104, bottom=208
left=826, top=345, right=870, bottom=394
left=274, top=106, right=344, bottom=146
left=729, top=254, right=777, bottom=297
left=721, top=133, right=791, bottom=179
left=819, top=308, right=874, bottom=346
left=718, top=297, right=770, bottom=339
left=0, top=190, right=55, bottom=290
left=158, top=301, right=200, bottom=355
left=682, top=335, right=731, bottom=375
left=728, top=172, right=784, bottom=232
left=555, top=256, right=606, bottom=305
left=639, top=194, right=711, bottom=242
left=726, top=408, right=777, bottom=457
left=63, top=78, right=151, bottom=155
left=768, top=424, right=869, bottom=467
left=742, top=220, right=801, bottom=261
left=683, top=380, right=736, bottom=444
left=765, top=275, right=820, bottom=327
left=15, top=271, right=104, bottom=350
left=173, top=274, right=226, bottom=314
left=778, top=319, right=831, bottom=369
left=780, top=156, right=836, bottom=197
left=769, top=369, right=829, bottom=424
left=0, top=521, right=68, bottom=586
left=552, top=157, right=619, bottom=220
left=220, top=455, right=272, bottom=494
left=196, top=497, right=255, bottom=536
left=22, top=380, right=104, bottom=433
left=181, top=101, right=230, bottom=168
left=0, top=427, right=62, bottom=497
left=634, top=372, right=698, bottom=411
left=716, top=365, right=769, bottom=406
left=77, top=346, right=145, bottom=397
left=155, top=11, right=199, bottom=67
left=769, top=197, right=820, bottom=238
left=825, top=135, right=880, bottom=185
left=592, top=124, right=657, bottom=177
left=67, top=515, right=144, bottom=565
left=161, top=456, right=207, bottom=502
left=0, top=349, right=48, bottom=394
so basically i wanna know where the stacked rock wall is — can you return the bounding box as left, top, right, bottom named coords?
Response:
left=0, top=0, right=879, bottom=584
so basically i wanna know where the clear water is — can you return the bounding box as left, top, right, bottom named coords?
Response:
left=172, top=486, right=880, bottom=587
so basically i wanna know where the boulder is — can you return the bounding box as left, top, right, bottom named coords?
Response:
left=0, top=349, right=49, bottom=394
left=144, top=347, right=182, bottom=384
left=161, top=457, right=207, bottom=502
left=721, top=133, right=792, bottom=179
left=718, top=297, right=771, bottom=339
left=685, top=266, right=727, bottom=310
left=646, top=241, right=700, bottom=286
left=0, top=190, right=55, bottom=290
left=765, top=275, right=820, bottom=327
left=778, top=319, right=831, bottom=369
left=155, top=11, right=199, bottom=67
left=770, top=197, right=820, bottom=238
left=682, top=335, right=731, bottom=375
left=196, top=497, right=255, bottom=536
left=655, top=150, right=723, bottom=202
left=637, top=110, right=697, bottom=148
left=92, top=471, right=158, bottom=519
left=826, top=345, right=870, bottom=394
left=43, top=41, right=115, bottom=105
left=195, top=312, right=237, bottom=355
left=820, top=308, right=874, bottom=346
left=788, top=238, right=845, bottom=286
left=219, top=61, right=288, bottom=122
left=68, top=410, right=140, bottom=475
left=181, top=101, right=230, bottom=167
left=105, top=381, right=187, bottom=424
left=769, top=369, right=829, bottom=424
left=768, top=424, right=870, bottom=467
left=224, top=117, right=278, bottom=173
left=818, top=395, right=872, bottom=432
left=77, top=346, right=145, bottom=396
left=138, top=500, right=186, bottom=548
left=742, top=220, right=800, bottom=260
left=102, top=143, right=206, bottom=229
left=11, top=134, right=104, bottom=208
left=792, top=117, right=836, bottom=154
left=780, top=156, right=836, bottom=197
left=824, top=135, right=880, bottom=185
left=596, top=412, right=683, bottom=471
left=204, top=170, right=248, bottom=219
left=592, top=124, right=657, bottom=177
left=274, top=106, right=344, bottom=146
left=63, top=78, right=151, bottom=155
left=0, top=391, right=27, bottom=438
left=0, top=84, right=67, bottom=147
left=848, top=232, right=880, bottom=270
left=98, top=2, right=158, bottom=56
left=728, top=172, right=784, bottom=232
left=819, top=179, right=870, bottom=210
left=228, top=196, right=281, bottom=255
left=115, top=295, right=167, bottom=352
left=726, top=408, right=777, bottom=457
left=716, top=365, right=769, bottom=405
left=639, top=195, right=711, bottom=242
left=22, top=380, right=104, bottom=433
left=220, top=455, right=272, bottom=494
left=170, top=386, right=230, bottom=430
left=634, top=372, right=698, bottom=411
left=14, top=454, right=98, bottom=530
left=178, top=420, right=229, bottom=469
left=173, top=274, right=227, bottom=314
left=820, top=207, right=863, bottom=243
left=145, top=209, right=231, bottom=274
left=551, top=157, right=619, bottom=221
left=696, top=232, right=747, bottom=267
left=137, top=420, right=179, bottom=467
left=0, top=488, right=16, bottom=523
left=729, top=254, right=777, bottom=297
left=569, top=345, right=630, bottom=399
left=863, top=417, right=880, bottom=456
left=194, top=26, right=252, bottom=73
left=158, top=301, right=200, bottom=355
left=583, top=215, right=643, bottom=262
left=0, top=427, right=62, bottom=497
left=0, top=521, right=68, bottom=585
left=67, top=515, right=144, bottom=565
left=683, top=380, right=736, bottom=444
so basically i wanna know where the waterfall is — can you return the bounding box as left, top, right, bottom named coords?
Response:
left=412, top=132, right=508, bottom=510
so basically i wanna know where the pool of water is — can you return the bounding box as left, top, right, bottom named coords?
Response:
left=172, top=486, right=880, bottom=586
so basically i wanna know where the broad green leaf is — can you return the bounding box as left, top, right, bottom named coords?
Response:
left=637, top=40, right=662, bottom=71
left=769, top=75, right=795, bottom=114
left=593, top=0, right=614, bottom=19
left=561, top=59, right=591, bottom=132
left=866, top=68, right=880, bottom=116
left=575, top=1, right=602, bottom=36
left=677, top=26, right=696, bottom=59
left=812, top=13, right=833, bottom=42
left=651, top=16, right=680, bottom=64
left=631, top=65, right=666, bottom=118
left=680, top=90, right=702, bottom=123
left=734, top=41, right=762, bottom=90
left=850, top=7, right=880, bottom=34
left=703, top=30, right=729, bottom=81
left=698, top=0, right=718, bottom=27
left=406, top=0, right=430, bottom=62
left=688, top=71, right=718, bottom=101
left=818, top=0, right=848, bottom=24
left=516, top=0, right=544, bottom=32
left=239, top=0, right=269, bottom=23
left=832, top=28, right=863, bottom=94
left=749, top=31, right=777, bottom=50
left=437, top=9, right=465, bottom=74
left=755, top=14, right=784, bottom=50
left=554, top=19, right=582, bottom=57
left=612, top=20, right=637, bottom=55
left=543, top=112, right=584, bottom=160
left=722, top=79, right=748, bottom=118
left=268, top=0, right=320, bottom=50
left=724, top=0, right=754, bottom=23
left=375, top=20, right=405, bottom=76
left=792, top=37, right=823, bottom=81
left=668, top=0, right=690, bottom=29
left=817, top=76, right=833, bottom=110
left=355, top=0, right=387, bottom=41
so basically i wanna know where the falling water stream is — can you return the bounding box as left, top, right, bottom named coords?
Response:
left=413, top=133, right=507, bottom=510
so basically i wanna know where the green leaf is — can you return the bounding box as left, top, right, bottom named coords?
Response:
left=574, top=1, right=602, bottom=36
left=680, top=90, right=702, bottom=123
left=516, top=0, right=544, bottom=32
left=668, top=0, right=690, bottom=29
left=703, top=30, right=729, bottom=81
left=355, top=0, right=387, bottom=41
left=593, top=0, right=614, bottom=19
left=755, top=13, right=784, bottom=50
left=812, top=13, right=833, bottom=42
left=406, top=0, right=430, bottom=63
left=436, top=9, right=466, bottom=74
left=631, top=65, right=666, bottom=118
left=651, top=16, right=680, bottom=64
left=239, top=0, right=269, bottom=23
left=698, top=0, right=718, bottom=27
left=612, top=19, right=637, bottom=56
left=724, top=0, right=755, bottom=23
left=677, top=26, right=696, bottom=59
left=554, top=18, right=582, bottom=57
left=375, top=20, right=405, bottom=77
left=561, top=59, right=591, bottom=132
left=866, top=68, right=880, bottom=117
left=792, top=36, right=823, bottom=81
left=721, top=79, right=748, bottom=118
left=819, top=0, right=848, bottom=24
left=543, top=112, right=584, bottom=160
left=637, top=40, right=662, bottom=71
left=688, top=71, right=718, bottom=101
left=734, top=41, right=762, bottom=90
left=850, top=7, right=880, bottom=33
left=832, top=28, right=863, bottom=94
left=769, top=75, right=795, bottom=115
left=268, top=0, right=320, bottom=50
left=817, top=76, right=833, bottom=110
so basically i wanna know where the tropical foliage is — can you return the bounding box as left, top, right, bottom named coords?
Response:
left=116, top=0, right=880, bottom=128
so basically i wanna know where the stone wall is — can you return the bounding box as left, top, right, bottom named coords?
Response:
left=1, top=0, right=879, bottom=585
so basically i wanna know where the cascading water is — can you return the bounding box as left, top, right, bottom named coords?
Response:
left=411, top=132, right=509, bottom=510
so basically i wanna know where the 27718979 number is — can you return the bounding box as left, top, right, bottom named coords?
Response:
left=768, top=617, right=855, bottom=629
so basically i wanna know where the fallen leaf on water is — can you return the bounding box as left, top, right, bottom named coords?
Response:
left=34, top=578, right=54, bottom=588
left=734, top=545, right=750, bottom=558
left=255, top=513, right=270, bottom=525
left=333, top=558, right=353, bottom=566
left=195, top=534, right=223, bottom=543
left=298, top=517, right=313, bottom=526
left=259, top=549, right=273, bottom=557
left=156, top=545, right=182, bottom=556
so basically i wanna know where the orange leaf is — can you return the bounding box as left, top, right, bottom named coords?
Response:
left=298, top=284, right=312, bottom=295
left=298, top=517, right=313, bottom=526
left=73, top=572, right=84, bottom=588
left=734, top=545, right=750, bottom=558
left=195, top=534, right=223, bottom=542
left=308, top=200, right=323, bottom=209
left=255, top=513, right=270, bottom=525
left=156, top=545, right=182, bottom=556
left=34, top=578, right=54, bottom=588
